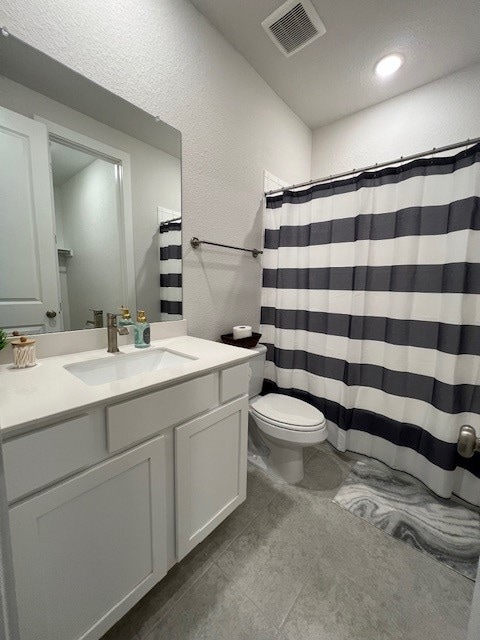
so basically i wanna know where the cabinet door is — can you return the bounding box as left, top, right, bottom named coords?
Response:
left=175, top=396, right=248, bottom=560
left=9, top=436, right=167, bottom=640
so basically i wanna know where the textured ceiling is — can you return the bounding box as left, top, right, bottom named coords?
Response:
left=190, top=0, right=480, bottom=129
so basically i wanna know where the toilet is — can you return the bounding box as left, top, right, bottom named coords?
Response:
left=248, top=345, right=328, bottom=484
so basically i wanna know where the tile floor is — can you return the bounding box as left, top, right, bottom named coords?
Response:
left=101, top=443, right=475, bottom=640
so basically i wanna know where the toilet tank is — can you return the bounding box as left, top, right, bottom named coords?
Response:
left=248, top=344, right=267, bottom=398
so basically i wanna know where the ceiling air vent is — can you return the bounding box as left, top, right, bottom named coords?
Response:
left=262, top=0, right=326, bottom=57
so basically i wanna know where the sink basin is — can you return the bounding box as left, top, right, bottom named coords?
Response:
left=64, top=348, right=197, bottom=386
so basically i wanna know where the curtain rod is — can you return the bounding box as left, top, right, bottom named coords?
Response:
left=264, top=136, right=480, bottom=196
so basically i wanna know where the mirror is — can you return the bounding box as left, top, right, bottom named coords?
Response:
left=0, top=33, right=182, bottom=334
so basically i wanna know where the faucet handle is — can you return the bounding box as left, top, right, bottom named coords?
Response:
left=106, top=312, right=118, bottom=327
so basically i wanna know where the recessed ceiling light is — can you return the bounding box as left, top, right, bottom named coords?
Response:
left=375, top=54, right=404, bottom=78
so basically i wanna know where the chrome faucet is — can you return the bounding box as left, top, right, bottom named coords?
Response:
left=106, top=312, right=129, bottom=353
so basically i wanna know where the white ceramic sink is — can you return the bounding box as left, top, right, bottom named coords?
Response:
left=64, top=348, right=196, bottom=386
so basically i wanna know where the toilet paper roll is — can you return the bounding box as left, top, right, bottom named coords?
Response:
left=233, top=325, right=252, bottom=340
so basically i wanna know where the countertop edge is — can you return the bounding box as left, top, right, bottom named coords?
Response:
left=0, top=337, right=257, bottom=439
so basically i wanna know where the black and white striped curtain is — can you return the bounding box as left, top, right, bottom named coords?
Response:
left=159, top=219, right=182, bottom=320
left=262, top=144, right=480, bottom=506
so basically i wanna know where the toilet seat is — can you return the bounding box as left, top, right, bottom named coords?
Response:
left=250, top=407, right=327, bottom=446
left=250, top=394, right=325, bottom=432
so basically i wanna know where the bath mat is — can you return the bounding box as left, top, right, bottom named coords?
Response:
left=333, top=460, right=480, bottom=580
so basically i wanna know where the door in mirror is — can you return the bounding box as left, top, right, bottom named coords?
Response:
left=0, top=106, right=60, bottom=333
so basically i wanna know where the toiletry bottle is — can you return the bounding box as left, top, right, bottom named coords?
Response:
left=119, top=306, right=134, bottom=328
left=134, top=310, right=150, bottom=348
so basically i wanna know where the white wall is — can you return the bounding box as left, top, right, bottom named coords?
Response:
left=311, top=63, right=480, bottom=178
left=0, top=0, right=312, bottom=340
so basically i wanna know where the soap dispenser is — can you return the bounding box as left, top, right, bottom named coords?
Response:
left=134, top=310, right=150, bottom=348
left=119, top=306, right=134, bottom=328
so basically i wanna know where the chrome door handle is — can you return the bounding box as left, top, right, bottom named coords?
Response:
left=46, top=310, right=57, bottom=318
left=457, top=425, right=480, bottom=458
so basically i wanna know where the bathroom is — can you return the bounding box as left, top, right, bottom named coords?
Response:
left=0, top=0, right=479, bottom=638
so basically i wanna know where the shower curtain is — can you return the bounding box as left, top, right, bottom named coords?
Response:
left=159, top=218, right=182, bottom=320
left=261, top=143, right=480, bottom=506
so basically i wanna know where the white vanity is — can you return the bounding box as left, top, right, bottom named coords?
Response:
left=0, top=327, right=254, bottom=640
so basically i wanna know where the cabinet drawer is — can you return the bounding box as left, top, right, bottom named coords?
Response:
left=107, top=373, right=219, bottom=453
left=220, top=363, right=249, bottom=404
left=4, top=409, right=108, bottom=503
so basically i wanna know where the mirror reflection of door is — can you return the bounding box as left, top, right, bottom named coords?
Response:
left=49, top=139, right=123, bottom=331
left=0, top=105, right=61, bottom=334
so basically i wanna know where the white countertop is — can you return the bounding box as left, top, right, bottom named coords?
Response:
left=0, top=336, right=255, bottom=437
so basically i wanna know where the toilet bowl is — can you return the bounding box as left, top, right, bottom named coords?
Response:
left=247, top=346, right=328, bottom=483
left=249, top=393, right=327, bottom=483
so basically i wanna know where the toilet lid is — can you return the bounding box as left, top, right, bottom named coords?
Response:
left=251, top=394, right=325, bottom=429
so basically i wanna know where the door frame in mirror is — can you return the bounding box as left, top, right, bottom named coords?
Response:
left=34, top=117, right=137, bottom=324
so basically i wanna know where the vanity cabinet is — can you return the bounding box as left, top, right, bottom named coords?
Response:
left=175, top=396, right=248, bottom=559
left=4, top=361, right=250, bottom=640
left=9, top=436, right=167, bottom=640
